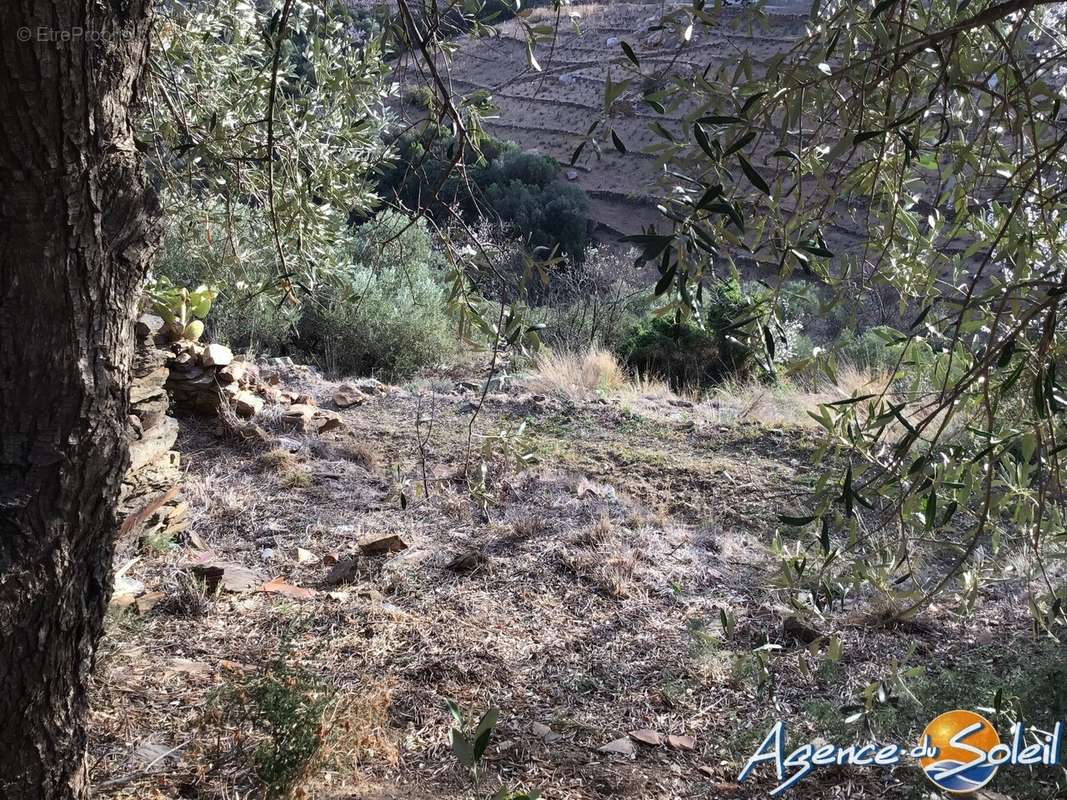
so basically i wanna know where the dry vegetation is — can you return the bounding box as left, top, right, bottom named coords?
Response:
left=85, top=7, right=1067, bottom=800
left=526, top=348, right=677, bottom=402
left=89, top=351, right=1051, bottom=800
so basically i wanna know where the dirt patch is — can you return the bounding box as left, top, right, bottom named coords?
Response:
left=90, top=362, right=1051, bottom=799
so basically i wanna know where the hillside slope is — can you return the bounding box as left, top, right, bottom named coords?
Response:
left=398, top=2, right=823, bottom=245
left=89, top=359, right=1044, bottom=799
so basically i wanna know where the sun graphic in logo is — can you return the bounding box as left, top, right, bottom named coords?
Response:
left=920, top=710, right=1001, bottom=794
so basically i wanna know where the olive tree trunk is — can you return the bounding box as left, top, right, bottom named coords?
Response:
left=0, top=2, right=159, bottom=797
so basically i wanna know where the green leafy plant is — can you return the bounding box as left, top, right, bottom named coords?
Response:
left=732, top=643, right=782, bottom=701
left=145, top=0, right=390, bottom=321
left=379, top=131, right=590, bottom=262
left=622, top=280, right=765, bottom=389
left=446, top=699, right=500, bottom=781
left=405, top=84, right=435, bottom=110
left=468, top=420, right=538, bottom=516
left=214, top=658, right=334, bottom=799
left=296, top=212, right=456, bottom=379
left=146, top=276, right=217, bottom=342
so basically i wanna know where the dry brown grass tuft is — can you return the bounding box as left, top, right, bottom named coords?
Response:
left=563, top=513, right=644, bottom=598
left=572, top=510, right=615, bottom=547
left=279, top=465, right=313, bottom=489
left=322, top=679, right=399, bottom=775
left=307, top=437, right=380, bottom=471
left=511, top=514, right=547, bottom=539
left=258, top=447, right=297, bottom=470
left=338, top=439, right=379, bottom=471
left=160, top=570, right=216, bottom=619
left=712, top=366, right=896, bottom=428
left=596, top=547, right=642, bottom=599
left=527, top=347, right=630, bottom=399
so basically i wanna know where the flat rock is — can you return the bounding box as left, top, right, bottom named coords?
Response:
left=128, top=416, right=178, bottom=471
left=379, top=548, right=433, bottom=591
left=281, top=403, right=319, bottom=432
left=333, top=383, right=366, bottom=408
left=135, top=314, right=166, bottom=340
left=629, top=729, right=663, bottom=746
left=532, top=722, right=563, bottom=744
left=352, top=377, right=388, bottom=395
left=359, top=534, right=408, bottom=555
left=217, top=362, right=247, bottom=385
left=110, top=574, right=145, bottom=608
left=201, top=343, right=233, bottom=368
left=668, top=734, right=697, bottom=751
left=233, top=390, right=264, bottom=419
left=324, top=556, right=361, bottom=586
left=597, top=737, right=636, bottom=757
left=191, top=561, right=265, bottom=593
left=318, top=415, right=345, bottom=433
left=446, top=548, right=482, bottom=574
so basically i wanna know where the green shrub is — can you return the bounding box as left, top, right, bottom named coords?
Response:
left=622, top=316, right=728, bottom=389
left=378, top=132, right=590, bottom=262
left=297, top=213, right=455, bottom=379
left=836, top=326, right=901, bottom=371
left=405, top=85, right=434, bottom=109
left=621, top=280, right=761, bottom=388
left=215, top=659, right=333, bottom=799
left=154, top=202, right=300, bottom=354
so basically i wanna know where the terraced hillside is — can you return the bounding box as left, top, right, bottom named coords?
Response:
left=395, top=2, right=828, bottom=247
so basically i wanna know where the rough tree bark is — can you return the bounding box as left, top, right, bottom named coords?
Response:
left=0, top=2, right=159, bottom=797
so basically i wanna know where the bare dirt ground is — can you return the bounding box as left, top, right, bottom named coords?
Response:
left=88, top=360, right=1054, bottom=800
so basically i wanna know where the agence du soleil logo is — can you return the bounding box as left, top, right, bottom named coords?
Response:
left=738, top=709, right=1063, bottom=795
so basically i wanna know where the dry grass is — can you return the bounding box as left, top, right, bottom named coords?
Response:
left=511, top=514, right=547, bottom=539
left=527, top=347, right=626, bottom=397
left=258, top=447, right=297, bottom=470
left=279, top=464, right=313, bottom=489
left=322, top=679, right=399, bottom=774
left=337, top=440, right=380, bottom=471
left=96, top=354, right=1028, bottom=800
left=526, top=347, right=675, bottom=401
left=571, top=510, right=615, bottom=547
left=159, top=570, right=215, bottom=619
left=307, top=437, right=380, bottom=471
left=711, top=366, right=896, bottom=427
left=562, top=512, right=645, bottom=598
left=259, top=446, right=324, bottom=490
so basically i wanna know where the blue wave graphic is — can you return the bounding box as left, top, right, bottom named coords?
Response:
left=924, top=760, right=997, bottom=793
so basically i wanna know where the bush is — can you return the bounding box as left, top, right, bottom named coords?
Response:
left=156, top=205, right=457, bottom=377
left=623, top=316, right=730, bottom=389
left=835, top=326, right=909, bottom=372
left=405, top=85, right=434, bottom=109
left=154, top=202, right=299, bottom=354
left=621, top=280, right=760, bottom=389
left=532, top=246, right=653, bottom=352
left=378, top=132, right=590, bottom=262
left=297, top=213, right=455, bottom=379
left=214, top=659, right=333, bottom=799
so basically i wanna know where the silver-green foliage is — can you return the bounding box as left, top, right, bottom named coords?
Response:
left=587, top=0, right=1067, bottom=623
left=298, top=212, right=456, bottom=378
left=144, top=0, right=393, bottom=303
